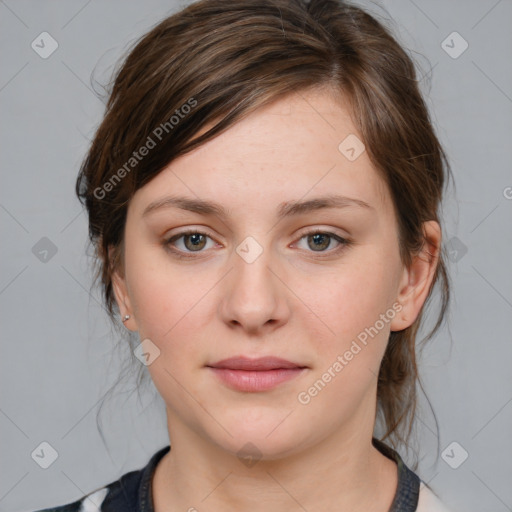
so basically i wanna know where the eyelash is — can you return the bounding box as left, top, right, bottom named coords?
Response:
left=163, top=228, right=352, bottom=260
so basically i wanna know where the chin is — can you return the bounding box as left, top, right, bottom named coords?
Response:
left=205, top=413, right=313, bottom=461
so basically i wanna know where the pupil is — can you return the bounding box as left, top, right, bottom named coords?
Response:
left=186, top=233, right=205, bottom=251
left=310, top=233, right=329, bottom=251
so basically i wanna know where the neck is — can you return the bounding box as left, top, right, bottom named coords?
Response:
left=152, top=407, right=398, bottom=512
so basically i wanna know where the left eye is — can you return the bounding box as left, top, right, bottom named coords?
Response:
left=295, top=231, right=348, bottom=252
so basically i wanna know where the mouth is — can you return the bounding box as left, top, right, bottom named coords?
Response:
left=206, top=356, right=308, bottom=392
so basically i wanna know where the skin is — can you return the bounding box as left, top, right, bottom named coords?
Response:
left=112, top=86, right=440, bottom=512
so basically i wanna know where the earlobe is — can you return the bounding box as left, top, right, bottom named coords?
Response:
left=390, top=220, right=441, bottom=332
left=109, top=246, right=137, bottom=331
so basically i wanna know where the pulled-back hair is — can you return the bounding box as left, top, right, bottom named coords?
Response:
left=76, top=0, right=451, bottom=449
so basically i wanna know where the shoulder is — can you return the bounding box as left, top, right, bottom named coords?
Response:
left=417, top=481, right=455, bottom=512
left=30, top=445, right=170, bottom=512
left=30, top=486, right=110, bottom=512
left=30, top=472, right=139, bottom=511
left=30, top=461, right=144, bottom=512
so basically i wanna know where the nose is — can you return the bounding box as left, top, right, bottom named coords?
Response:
left=219, top=241, right=290, bottom=336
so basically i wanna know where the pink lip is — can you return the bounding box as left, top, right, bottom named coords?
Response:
left=206, top=356, right=308, bottom=392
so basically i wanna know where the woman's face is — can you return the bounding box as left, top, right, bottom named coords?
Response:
left=113, top=87, right=432, bottom=459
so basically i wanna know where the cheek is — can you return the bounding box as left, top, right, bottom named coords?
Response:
left=126, top=255, right=216, bottom=415
left=125, top=236, right=208, bottom=339
left=125, top=247, right=225, bottom=399
left=294, top=264, right=396, bottom=418
left=295, top=252, right=399, bottom=400
left=300, top=256, right=397, bottom=347
left=134, top=280, right=187, bottom=341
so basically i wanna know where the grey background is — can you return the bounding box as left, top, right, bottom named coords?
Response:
left=1, top=1, right=511, bottom=511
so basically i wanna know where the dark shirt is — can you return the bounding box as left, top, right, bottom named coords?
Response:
left=34, top=438, right=420, bottom=511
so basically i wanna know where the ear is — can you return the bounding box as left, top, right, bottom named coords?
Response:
left=109, top=245, right=138, bottom=331
left=390, top=220, right=441, bottom=332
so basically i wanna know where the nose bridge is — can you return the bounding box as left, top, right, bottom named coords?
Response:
left=220, top=234, right=286, bottom=331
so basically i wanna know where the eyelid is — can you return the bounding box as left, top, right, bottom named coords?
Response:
left=164, top=226, right=217, bottom=244
left=294, top=225, right=350, bottom=240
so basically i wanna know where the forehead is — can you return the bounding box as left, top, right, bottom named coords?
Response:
left=130, top=87, right=391, bottom=219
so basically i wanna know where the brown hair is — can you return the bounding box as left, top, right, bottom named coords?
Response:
left=77, top=0, right=451, bottom=449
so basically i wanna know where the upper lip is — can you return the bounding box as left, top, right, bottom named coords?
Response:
left=207, top=356, right=307, bottom=371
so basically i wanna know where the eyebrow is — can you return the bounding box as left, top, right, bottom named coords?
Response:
left=142, top=194, right=373, bottom=220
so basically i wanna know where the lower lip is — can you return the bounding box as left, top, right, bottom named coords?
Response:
left=208, top=367, right=306, bottom=392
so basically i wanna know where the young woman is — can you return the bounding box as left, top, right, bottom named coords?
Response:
left=36, top=0, right=454, bottom=510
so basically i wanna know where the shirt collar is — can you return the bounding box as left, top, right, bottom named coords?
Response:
left=372, top=437, right=420, bottom=511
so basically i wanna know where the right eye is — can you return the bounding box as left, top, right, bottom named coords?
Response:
left=164, top=230, right=217, bottom=258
